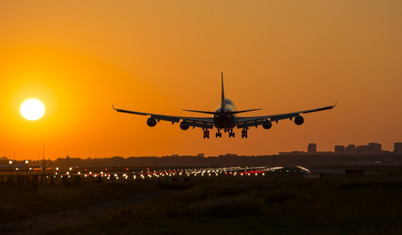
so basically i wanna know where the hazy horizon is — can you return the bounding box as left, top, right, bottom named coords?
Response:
left=1, top=1, right=402, bottom=160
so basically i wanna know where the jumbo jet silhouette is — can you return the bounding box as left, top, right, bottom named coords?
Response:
left=113, top=73, right=336, bottom=138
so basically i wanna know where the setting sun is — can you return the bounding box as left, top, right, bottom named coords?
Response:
left=0, top=1, right=401, bottom=159
left=20, top=98, right=46, bottom=121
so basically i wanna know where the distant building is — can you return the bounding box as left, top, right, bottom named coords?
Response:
left=318, top=151, right=333, bottom=155
left=222, top=154, right=238, bottom=158
left=335, top=145, right=345, bottom=154
left=368, top=143, right=382, bottom=154
left=279, top=151, right=304, bottom=156
left=345, top=145, right=356, bottom=154
left=307, top=143, right=317, bottom=154
left=289, top=151, right=305, bottom=155
left=394, top=143, right=402, bottom=154
left=197, top=153, right=205, bottom=158
left=356, top=145, right=370, bottom=154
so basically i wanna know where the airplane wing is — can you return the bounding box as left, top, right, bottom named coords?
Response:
left=112, top=105, right=214, bottom=129
left=236, top=103, right=336, bottom=129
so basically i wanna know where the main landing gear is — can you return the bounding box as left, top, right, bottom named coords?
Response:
left=203, top=128, right=240, bottom=139
left=203, top=129, right=210, bottom=139
left=241, top=128, right=248, bottom=139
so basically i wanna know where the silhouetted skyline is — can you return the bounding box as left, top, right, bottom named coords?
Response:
left=1, top=142, right=401, bottom=169
left=1, top=1, right=402, bottom=158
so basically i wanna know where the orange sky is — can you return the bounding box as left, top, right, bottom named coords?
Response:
left=1, top=0, right=402, bottom=160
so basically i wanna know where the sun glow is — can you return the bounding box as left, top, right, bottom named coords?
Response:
left=20, top=99, right=46, bottom=121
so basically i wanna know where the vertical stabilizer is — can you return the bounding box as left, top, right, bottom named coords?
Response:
left=221, top=72, right=225, bottom=112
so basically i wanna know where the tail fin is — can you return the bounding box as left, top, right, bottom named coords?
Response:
left=221, top=72, right=225, bottom=112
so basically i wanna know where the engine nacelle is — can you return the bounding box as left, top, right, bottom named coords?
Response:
left=294, top=116, right=304, bottom=125
left=147, top=118, right=157, bottom=127
left=180, top=121, right=190, bottom=130
left=262, top=120, right=272, bottom=129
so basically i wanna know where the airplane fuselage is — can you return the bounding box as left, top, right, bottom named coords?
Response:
left=213, top=99, right=237, bottom=129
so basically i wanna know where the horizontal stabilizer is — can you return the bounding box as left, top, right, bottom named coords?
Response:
left=183, top=108, right=262, bottom=115
left=183, top=109, right=218, bottom=115
left=226, top=108, right=262, bottom=115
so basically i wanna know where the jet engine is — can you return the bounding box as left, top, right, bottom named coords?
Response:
left=262, top=120, right=272, bottom=129
left=180, top=121, right=190, bottom=130
left=294, top=116, right=304, bottom=125
left=147, top=118, right=157, bottom=127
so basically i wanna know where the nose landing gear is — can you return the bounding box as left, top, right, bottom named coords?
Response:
left=216, top=128, right=222, bottom=138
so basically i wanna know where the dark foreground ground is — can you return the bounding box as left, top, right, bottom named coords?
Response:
left=2, top=167, right=402, bottom=234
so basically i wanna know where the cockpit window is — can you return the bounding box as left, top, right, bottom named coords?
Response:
left=225, top=99, right=233, bottom=105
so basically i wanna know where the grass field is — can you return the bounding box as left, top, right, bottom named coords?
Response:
left=44, top=173, right=402, bottom=234
left=0, top=182, right=157, bottom=223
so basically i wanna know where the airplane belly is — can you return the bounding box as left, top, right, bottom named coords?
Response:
left=213, top=116, right=237, bottom=129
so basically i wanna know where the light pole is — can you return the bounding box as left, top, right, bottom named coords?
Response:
left=25, top=160, right=29, bottom=176
left=9, top=160, right=12, bottom=176
left=42, top=144, right=45, bottom=174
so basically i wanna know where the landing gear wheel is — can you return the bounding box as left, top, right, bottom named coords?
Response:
left=216, top=132, right=222, bottom=138
left=241, top=129, right=248, bottom=138
left=203, top=129, right=210, bottom=139
left=228, top=128, right=235, bottom=138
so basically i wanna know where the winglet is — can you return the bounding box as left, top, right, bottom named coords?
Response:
left=111, top=103, right=116, bottom=110
left=334, top=99, right=338, bottom=107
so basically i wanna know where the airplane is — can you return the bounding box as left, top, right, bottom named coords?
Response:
left=113, top=73, right=336, bottom=139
